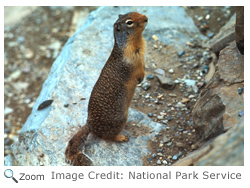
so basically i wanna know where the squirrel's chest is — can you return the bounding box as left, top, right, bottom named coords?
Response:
left=123, top=56, right=145, bottom=109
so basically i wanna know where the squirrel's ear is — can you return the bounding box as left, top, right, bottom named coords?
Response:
left=114, top=23, right=121, bottom=31
left=118, top=14, right=123, bottom=18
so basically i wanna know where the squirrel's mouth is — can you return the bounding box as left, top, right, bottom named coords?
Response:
left=143, top=22, right=148, bottom=30
left=142, top=16, right=148, bottom=30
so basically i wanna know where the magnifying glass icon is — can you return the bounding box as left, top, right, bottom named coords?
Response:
left=4, top=169, right=18, bottom=183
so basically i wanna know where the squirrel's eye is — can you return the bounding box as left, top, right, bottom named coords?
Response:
left=125, top=19, right=134, bottom=27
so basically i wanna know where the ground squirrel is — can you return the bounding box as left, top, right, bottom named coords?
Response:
left=65, top=12, right=148, bottom=166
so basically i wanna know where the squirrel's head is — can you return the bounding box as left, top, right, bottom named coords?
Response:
left=114, top=12, right=148, bottom=48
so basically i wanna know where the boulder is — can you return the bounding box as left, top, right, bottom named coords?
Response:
left=174, top=40, right=244, bottom=166
left=235, top=6, right=244, bottom=54
left=5, top=6, right=206, bottom=166
left=174, top=117, right=244, bottom=166
left=208, top=14, right=236, bottom=54
left=193, top=41, right=244, bottom=142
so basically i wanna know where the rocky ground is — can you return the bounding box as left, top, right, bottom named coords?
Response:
left=4, top=6, right=236, bottom=165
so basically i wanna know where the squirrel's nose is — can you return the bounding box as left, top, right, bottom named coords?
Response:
left=144, top=17, right=148, bottom=23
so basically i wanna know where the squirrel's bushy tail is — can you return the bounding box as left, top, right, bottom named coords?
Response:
left=65, top=124, right=93, bottom=166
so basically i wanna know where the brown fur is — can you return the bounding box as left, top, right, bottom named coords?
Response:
left=65, top=12, right=147, bottom=166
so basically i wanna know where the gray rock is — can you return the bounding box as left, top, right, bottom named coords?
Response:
left=207, top=14, right=236, bottom=53
left=9, top=69, right=22, bottom=80
left=177, top=51, right=185, bottom=57
left=156, top=75, right=175, bottom=90
left=4, top=107, right=13, bottom=115
left=156, top=160, right=162, bottom=165
left=162, top=136, right=171, bottom=143
left=238, top=110, right=244, bottom=117
left=175, top=102, right=186, bottom=108
left=5, top=6, right=206, bottom=166
left=184, top=79, right=196, bottom=86
left=172, top=155, right=178, bottom=160
left=154, top=68, right=165, bottom=77
left=142, top=81, right=151, bottom=91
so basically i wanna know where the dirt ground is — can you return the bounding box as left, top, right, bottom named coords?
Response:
left=4, top=6, right=236, bottom=165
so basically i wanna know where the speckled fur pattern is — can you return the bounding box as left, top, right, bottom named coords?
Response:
left=65, top=12, right=148, bottom=166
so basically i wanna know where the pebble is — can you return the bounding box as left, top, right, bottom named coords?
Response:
left=154, top=68, right=165, bottom=76
left=157, top=115, right=164, bottom=120
left=156, top=75, right=175, bottom=90
left=188, top=56, right=195, bottom=61
left=8, top=41, right=17, bottom=47
left=157, top=149, right=163, bottom=153
left=145, top=93, right=151, bottom=99
left=188, top=94, right=195, bottom=99
left=4, top=107, right=14, bottom=115
left=157, top=94, right=164, bottom=99
left=177, top=51, right=185, bottom=57
left=202, top=65, right=209, bottom=74
left=12, top=82, right=29, bottom=92
left=169, top=93, right=177, bottom=97
left=154, top=99, right=162, bottom=104
left=184, top=79, right=196, bottom=86
left=22, top=67, right=30, bottom=74
left=192, top=85, right=199, bottom=93
left=172, top=155, right=178, bottom=160
left=5, top=32, right=14, bottom=39
left=156, top=160, right=162, bottom=165
left=28, top=102, right=35, bottom=108
left=166, top=116, right=172, bottom=121
left=9, top=70, right=22, bottom=80
left=181, top=98, right=189, bottom=103
left=24, top=98, right=31, bottom=104
left=48, top=40, right=61, bottom=51
left=152, top=34, right=158, bottom=41
left=147, top=157, right=152, bottom=162
left=168, top=69, right=174, bottom=74
left=152, top=153, right=157, bottom=158
left=197, top=16, right=203, bottom=21
left=142, top=81, right=151, bottom=90
left=159, top=143, right=164, bottom=147
left=173, top=151, right=183, bottom=160
left=197, top=82, right=205, bottom=88
left=238, top=87, right=243, bottom=94
left=48, top=40, right=61, bottom=58
left=24, top=48, right=34, bottom=59
left=166, top=142, right=172, bottom=146
left=191, top=144, right=198, bottom=150
left=17, top=36, right=25, bottom=43
left=238, top=110, right=244, bottom=117
left=160, top=112, right=166, bottom=116
left=197, top=76, right=201, bottom=80
left=208, top=32, right=214, bottom=38
left=148, top=113, right=153, bottom=117
left=162, top=160, right=168, bottom=165
left=157, top=153, right=163, bottom=156
left=162, top=136, right=171, bottom=143
left=193, top=63, right=199, bottom=68
left=175, top=102, right=186, bottom=108
left=147, top=74, right=154, bottom=79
